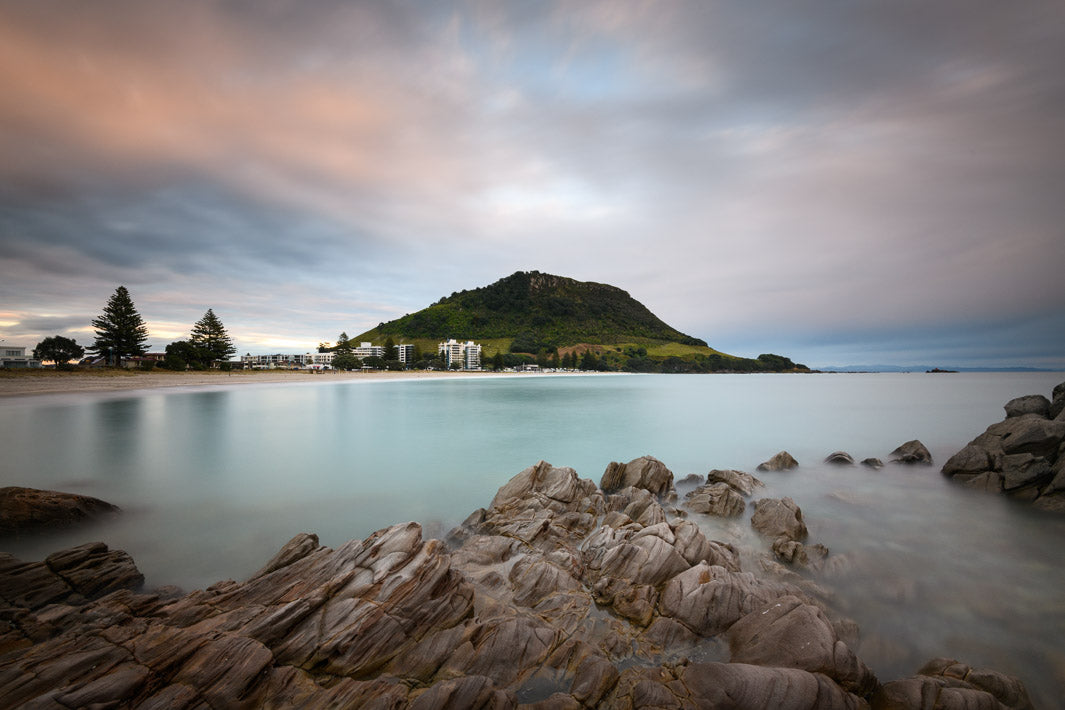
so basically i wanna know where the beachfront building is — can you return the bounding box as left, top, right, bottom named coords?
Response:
left=396, top=344, right=415, bottom=365
left=438, top=339, right=482, bottom=370
left=353, top=342, right=385, bottom=360
left=0, top=345, right=42, bottom=368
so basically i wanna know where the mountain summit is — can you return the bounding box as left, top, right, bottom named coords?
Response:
left=357, top=270, right=706, bottom=351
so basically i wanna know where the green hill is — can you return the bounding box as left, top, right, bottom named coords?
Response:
left=353, top=271, right=806, bottom=373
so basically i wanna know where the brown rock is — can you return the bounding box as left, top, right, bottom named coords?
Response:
left=941, top=445, right=992, bottom=478
left=1004, top=394, right=1051, bottom=418
left=757, top=451, right=799, bottom=472
left=684, top=482, right=746, bottom=518
left=679, top=662, right=869, bottom=710
left=600, top=456, right=674, bottom=497
left=727, top=595, right=877, bottom=695
left=889, top=440, right=933, bottom=465
left=751, top=497, right=808, bottom=543
left=0, top=486, right=119, bottom=537
left=706, top=468, right=765, bottom=495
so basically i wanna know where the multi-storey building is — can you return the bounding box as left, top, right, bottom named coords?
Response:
left=353, top=342, right=385, bottom=360
left=438, top=339, right=482, bottom=370
left=0, top=345, right=41, bottom=368
left=396, top=344, right=415, bottom=364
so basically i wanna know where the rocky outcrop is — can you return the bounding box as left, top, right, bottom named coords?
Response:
left=757, top=451, right=799, bottom=472
left=889, top=440, right=932, bottom=465
left=872, top=658, right=1034, bottom=710
left=600, top=455, right=674, bottom=497
left=825, top=451, right=856, bottom=465
left=942, top=381, right=1065, bottom=511
left=0, top=456, right=1034, bottom=709
left=0, top=486, right=119, bottom=537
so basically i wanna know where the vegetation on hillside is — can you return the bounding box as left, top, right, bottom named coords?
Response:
left=351, top=271, right=808, bottom=374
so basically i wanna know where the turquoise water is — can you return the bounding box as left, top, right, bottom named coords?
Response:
left=2, top=372, right=1064, bottom=704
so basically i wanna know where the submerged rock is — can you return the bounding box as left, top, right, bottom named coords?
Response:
left=873, top=657, right=1034, bottom=710
left=0, top=486, right=119, bottom=537
left=757, top=451, right=799, bottom=472
left=861, top=458, right=884, bottom=469
left=825, top=451, right=855, bottom=465
left=751, top=497, right=808, bottom=543
left=889, top=440, right=933, bottom=465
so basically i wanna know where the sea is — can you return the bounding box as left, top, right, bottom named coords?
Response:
left=1, top=372, right=1063, bottom=705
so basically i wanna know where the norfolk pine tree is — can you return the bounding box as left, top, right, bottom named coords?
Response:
left=190, top=309, right=236, bottom=365
left=90, top=286, right=149, bottom=365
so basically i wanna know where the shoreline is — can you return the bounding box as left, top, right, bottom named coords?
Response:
left=0, top=368, right=525, bottom=399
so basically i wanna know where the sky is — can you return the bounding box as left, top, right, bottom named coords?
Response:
left=2, top=1, right=1064, bottom=369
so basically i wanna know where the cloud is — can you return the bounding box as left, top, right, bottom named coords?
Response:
left=0, top=0, right=1062, bottom=366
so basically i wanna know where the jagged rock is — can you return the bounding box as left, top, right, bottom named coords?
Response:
left=727, top=595, right=877, bottom=695
left=770, top=539, right=829, bottom=568
left=249, top=532, right=320, bottom=579
left=0, top=486, right=119, bottom=536
left=683, top=482, right=746, bottom=517
left=600, top=456, right=673, bottom=497
left=873, top=657, right=1034, bottom=710
left=751, top=498, right=808, bottom=542
left=0, top=542, right=143, bottom=610
left=676, top=473, right=704, bottom=486
left=1000, top=453, right=1053, bottom=491
left=1004, top=394, right=1051, bottom=418
left=658, top=563, right=794, bottom=637
left=972, top=415, right=1065, bottom=460
left=706, top=468, right=765, bottom=496
left=942, top=445, right=992, bottom=477
left=825, top=451, right=855, bottom=465
left=677, top=662, right=869, bottom=710
left=861, top=458, right=884, bottom=469
left=757, top=451, right=799, bottom=472
left=889, top=440, right=933, bottom=465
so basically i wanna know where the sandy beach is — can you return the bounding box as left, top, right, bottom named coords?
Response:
left=0, top=368, right=509, bottom=398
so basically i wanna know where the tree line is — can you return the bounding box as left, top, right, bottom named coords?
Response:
left=32, top=286, right=236, bottom=370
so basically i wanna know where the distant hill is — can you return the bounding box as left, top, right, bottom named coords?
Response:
left=354, top=271, right=806, bottom=373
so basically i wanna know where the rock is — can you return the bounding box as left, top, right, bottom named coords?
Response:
left=44, top=542, right=144, bottom=599
left=825, top=451, right=855, bottom=465
left=1004, top=394, right=1051, bottom=418
left=757, top=451, right=799, bottom=472
left=861, top=458, right=884, bottom=469
left=770, top=539, right=829, bottom=568
left=1050, top=381, right=1065, bottom=419
left=1000, top=453, right=1053, bottom=491
left=973, top=415, right=1065, bottom=460
left=249, top=532, right=320, bottom=579
left=657, top=563, right=795, bottom=637
left=706, top=469, right=765, bottom=496
left=683, top=483, right=746, bottom=518
left=677, top=662, right=869, bottom=710
left=0, top=487, right=119, bottom=537
left=750, top=498, right=808, bottom=542
left=941, top=445, right=992, bottom=478
left=727, top=595, right=877, bottom=695
left=676, top=473, right=704, bottom=486
left=889, top=440, right=933, bottom=465
left=600, top=456, right=673, bottom=497
left=873, top=657, right=1034, bottom=710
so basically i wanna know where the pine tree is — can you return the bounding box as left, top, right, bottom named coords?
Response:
left=89, top=286, right=149, bottom=365
left=190, top=308, right=236, bottom=364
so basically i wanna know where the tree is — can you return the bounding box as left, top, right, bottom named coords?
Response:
left=163, top=340, right=211, bottom=370
left=34, top=336, right=85, bottom=368
left=383, top=336, right=397, bottom=362
left=90, top=286, right=149, bottom=365
left=190, top=309, right=236, bottom=365
left=332, top=332, right=359, bottom=370
left=492, top=352, right=505, bottom=371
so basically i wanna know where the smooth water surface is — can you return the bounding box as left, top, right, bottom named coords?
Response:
left=2, top=372, right=1063, bottom=704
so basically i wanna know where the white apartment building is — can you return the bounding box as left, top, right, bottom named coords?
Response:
left=438, top=339, right=482, bottom=370
left=353, top=342, right=385, bottom=359
left=396, top=344, right=415, bottom=364
left=0, top=345, right=41, bottom=368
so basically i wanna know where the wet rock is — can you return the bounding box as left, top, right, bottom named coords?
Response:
left=1000, top=453, right=1052, bottom=491
left=658, top=563, right=793, bottom=637
left=889, top=440, right=933, bottom=465
left=727, top=595, right=877, bottom=695
left=942, top=445, right=992, bottom=478
left=873, top=657, right=1034, bottom=710
left=600, top=456, right=674, bottom=497
left=683, top=483, right=746, bottom=518
left=249, top=532, right=320, bottom=579
left=706, top=468, right=765, bottom=496
left=825, top=451, right=855, bottom=465
left=677, top=661, right=869, bottom=710
left=973, top=415, right=1065, bottom=460
left=676, top=473, right=704, bottom=486
left=757, top=451, right=799, bottom=472
left=751, top=497, right=808, bottom=542
left=861, top=458, right=884, bottom=469
left=770, top=539, right=829, bottom=568
left=1004, top=394, right=1051, bottom=418
left=1050, top=382, right=1065, bottom=419
left=0, top=486, right=119, bottom=537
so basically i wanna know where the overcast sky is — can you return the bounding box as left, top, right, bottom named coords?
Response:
left=2, top=1, right=1063, bottom=368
